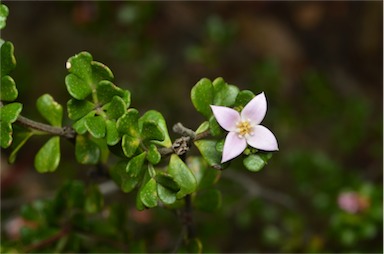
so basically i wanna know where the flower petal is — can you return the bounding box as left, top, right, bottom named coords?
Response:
left=221, top=132, right=247, bottom=163
left=210, top=105, right=240, bottom=132
left=246, top=125, right=278, bottom=151
left=241, top=92, right=267, bottom=125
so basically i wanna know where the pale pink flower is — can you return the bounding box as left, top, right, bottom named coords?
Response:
left=210, top=92, right=278, bottom=163
left=337, top=191, right=369, bottom=214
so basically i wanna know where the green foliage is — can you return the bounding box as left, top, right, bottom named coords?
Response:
left=243, top=153, right=272, bottom=172
left=168, top=154, right=197, bottom=199
left=75, top=135, right=101, bottom=164
left=0, top=3, right=9, bottom=30
left=0, top=5, right=287, bottom=253
left=36, top=94, right=63, bottom=127
left=194, top=140, right=222, bottom=167
left=191, top=78, right=214, bottom=118
left=0, top=102, right=22, bottom=148
left=212, top=77, right=239, bottom=106
left=34, top=137, right=61, bottom=173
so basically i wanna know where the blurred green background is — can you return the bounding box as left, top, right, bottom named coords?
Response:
left=1, top=1, right=382, bottom=253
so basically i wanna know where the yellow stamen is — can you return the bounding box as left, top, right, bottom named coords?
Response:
left=236, top=120, right=253, bottom=138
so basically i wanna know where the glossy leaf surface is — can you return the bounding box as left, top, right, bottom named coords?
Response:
left=194, top=140, right=222, bottom=167
left=34, top=137, right=60, bottom=173
left=191, top=78, right=214, bottom=118
left=75, top=135, right=100, bottom=164
left=0, top=4, right=9, bottom=30
left=138, top=110, right=172, bottom=147
left=243, top=153, right=272, bottom=172
left=1, top=75, right=17, bottom=101
left=139, top=178, right=158, bottom=208
left=85, top=115, right=106, bottom=138
left=67, top=99, right=95, bottom=120
left=126, top=152, right=146, bottom=177
left=168, top=154, right=197, bottom=199
left=212, top=77, right=239, bottom=107
left=36, top=94, right=63, bottom=127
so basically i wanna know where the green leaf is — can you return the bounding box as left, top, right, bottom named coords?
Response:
left=212, top=77, right=239, bottom=107
left=135, top=171, right=151, bottom=210
left=195, top=121, right=209, bottom=135
left=140, top=121, right=164, bottom=141
left=126, top=152, right=146, bottom=177
left=186, top=156, right=221, bottom=189
left=91, top=61, right=114, bottom=84
left=85, top=185, right=104, bottom=213
left=75, top=135, right=100, bottom=164
left=66, top=52, right=93, bottom=80
left=85, top=115, right=106, bottom=138
left=208, top=115, right=222, bottom=136
left=34, top=137, right=60, bottom=173
left=96, top=80, right=127, bottom=105
left=139, top=178, right=158, bottom=208
left=138, top=110, right=171, bottom=147
left=9, top=129, right=33, bottom=163
left=73, top=112, right=94, bottom=134
left=243, top=153, right=272, bottom=172
left=1, top=41, right=16, bottom=76
left=121, top=134, right=140, bottom=158
left=117, top=109, right=140, bottom=137
left=106, top=96, right=126, bottom=120
left=1, top=76, right=17, bottom=101
left=0, top=102, right=22, bottom=123
left=36, top=94, right=63, bottom=126
left=110, top=161, right=139, bottom=193
left=0, top=122, right=12, bottom=148
left=0, top=102, right=22, bottom=148
left=146, top=143, right=161, bottom=165
left=0, top=4, right=9, bottom=30
left=91, top=137, right=109, bottom=164
left=234, top=90, right=255, bottom=108
left=194, top=140, right=222, bottom=167
left=67, top=99, right=95, bottom=120
left=65, top=73, right=92, bottom=100
left=191, top=78, right=214, bottom=118
left=168, top=154, right=197, bottom=199
left=194, top=188, right=222, bottom=212
left=157, top=184, right=177, bottom=205
left=155, top=173, right=180, bottom=192
left=105, top=119, right=120, bottom=146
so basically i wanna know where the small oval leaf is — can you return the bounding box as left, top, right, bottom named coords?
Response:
left=138, top=110, right=172, bottom=147
left=36, top=94, right=63, bottom=127
left=168, top=154, right=197, bottom=199
left=67, top=99, right=95, bottom=120
left=121, top=134, right=140, bottom=158
left=0, top=76, right=17, bottom=101
left=126, top=152, right=146, bottom=177
left=0, top=102, right=22, bottom=123
left=85, top=115, right=106, bottom=138
left=65, top=73, right=92, bottom=100
left=105, top=119, right=120, bottom=146
left=139, top=178, right=158, bottom=208
left=75, top=135, right=100, bottom=164
left=34, top=137, right=60, bottom=173
left=243, top=153, right=272, bottom=172
left=191, top=78, right=214, bottom=118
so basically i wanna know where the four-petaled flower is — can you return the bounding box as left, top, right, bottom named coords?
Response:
left=210, top=92, right=278, bottom=163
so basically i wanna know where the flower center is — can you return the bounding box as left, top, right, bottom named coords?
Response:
left=236, top=120, right=253, bottom=138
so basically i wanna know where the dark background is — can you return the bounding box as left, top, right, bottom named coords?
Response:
left=1, top=2, right=382, bottom=253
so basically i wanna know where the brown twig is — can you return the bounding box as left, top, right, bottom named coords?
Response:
left=16, top=115, right=76, bottom=139
left=158, top=122, right=210, bottom=157
left=24, top=227, right=70, bottom=253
